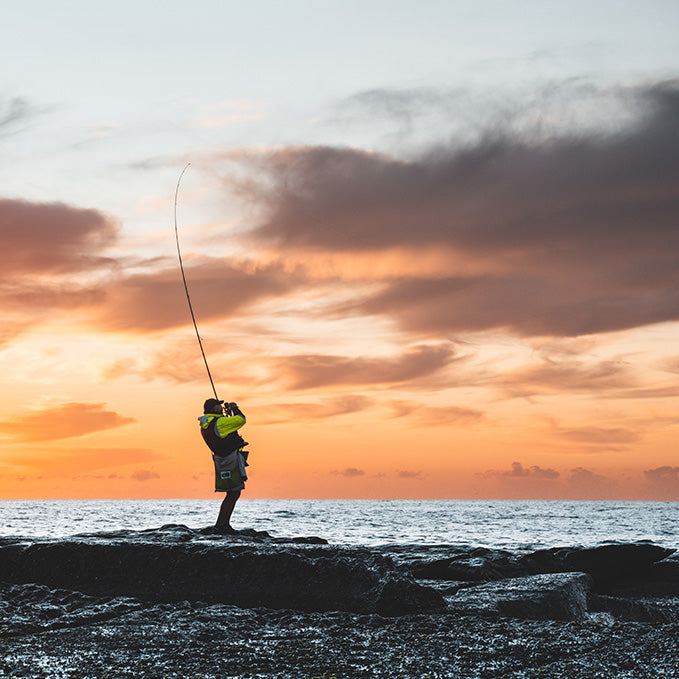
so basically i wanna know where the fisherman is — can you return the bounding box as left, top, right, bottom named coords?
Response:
left=198, top=398, right=249, bottom=533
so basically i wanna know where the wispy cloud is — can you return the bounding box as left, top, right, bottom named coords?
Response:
left=388, top=400, right=484, bottom=425
left=5, top=447, right=159, bottom=473
left=93, top=258, right=303, bottom=333
left=498, top=356, right=636, bottom=398
left=0, top=403, right=136, bottom=442
left=258, top=396, right=374, bottom=424
left=0, top=96, right=33, bottom=135
left=556, top=426, right=642, bottom=447
left=274, top=343, right=457, bottom=390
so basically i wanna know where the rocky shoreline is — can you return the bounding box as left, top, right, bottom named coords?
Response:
left=0, top=525, right=677, bottom=677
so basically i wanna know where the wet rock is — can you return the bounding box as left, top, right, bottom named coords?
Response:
left=410, top=548, right=524, bottom=581
left=588, top=593, right=679, bottom=622
left=0, top=582, right=142, bottom=636
left=0, top=526, right=442, bottom=616
left=1, top=592, right=677, bottom=679
left=516, top=546, right=570, bottom=574
left=563, top=543, right=674, bottom=577
left=600, top=558, right=679, bottom=597
left=518, top=542, right=674, bottom=577
left=0, top=535, right=678, bottom=676
left=445, top=572, right=593, bottom=621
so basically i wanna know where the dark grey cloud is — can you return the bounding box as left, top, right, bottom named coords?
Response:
left=233, top=81, right=679, bottom=337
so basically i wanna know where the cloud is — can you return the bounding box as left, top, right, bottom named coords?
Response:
left=4, top=448, right=159, bottom=473
left=0, top=280, right=106, bottom=313
left=662, top=356, right=679, bottom=375
left=0, top=403, right=136, bottom=442
left=231, top=81, right=679, bottom=338
left=258, top=396, right=374, bottom=424
left=557, top=426, right=642, bottom=447
left=396, top=470, right=423, bottom=479
left=0, top=320, right=32, bottom=349
left=481, top=461, right=560, bottom=479
left=0, top=200, right=306, bottom=337
left=94, top=258, right=302, bottom=332
left=498, top=357, right=635, bottom=398
left=642, top=467, right=679, bottom=500
left=644, top=466, right=679, bottom=482
left=332, top=467, right=366, bottom=477
left=0, top=198, right=118, bottom=276
left=275, top=343, right=457, bottom=390
left=0, top=96, right=32, bottom=134
left=388, top=400, right=484, bottom=425
left=566, top=467, right=618, bottom=499
left=131, top=470, right=160, bottom=482
left=0, top=198, right=118, bottom=334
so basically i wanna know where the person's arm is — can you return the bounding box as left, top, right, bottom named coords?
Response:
left=215, top=403, right=245, bottom=437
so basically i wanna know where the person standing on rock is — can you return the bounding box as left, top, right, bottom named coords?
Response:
left=198, top=398, right=249, bottom=533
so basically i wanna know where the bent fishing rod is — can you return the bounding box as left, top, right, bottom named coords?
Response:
left=174, top=162, right=220, bottom=402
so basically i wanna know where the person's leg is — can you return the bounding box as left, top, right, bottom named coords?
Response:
left=216, top=489, right=241, bottom=528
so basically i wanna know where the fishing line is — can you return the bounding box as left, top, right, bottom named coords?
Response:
left=174, top=162, right=220, bottom=401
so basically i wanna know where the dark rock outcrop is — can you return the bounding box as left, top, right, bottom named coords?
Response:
left=392, top=541, right=678, bottom=622
left=446, top=572, right=593, bottom=621
left=0, top=528, right=676, bottom=623
left=0, top=525, right=443, bottom=616
left=408, top=543, right=675, bottom=584
left=410, top=547, right=525, bottom=581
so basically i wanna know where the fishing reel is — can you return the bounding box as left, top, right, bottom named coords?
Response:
left=222, top=402, right=237, bottom=416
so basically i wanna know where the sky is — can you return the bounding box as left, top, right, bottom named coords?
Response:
left=1, top=0, right=678, bottom=500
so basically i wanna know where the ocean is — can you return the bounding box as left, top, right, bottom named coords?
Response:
left=0, top=498, right=676, bottom=551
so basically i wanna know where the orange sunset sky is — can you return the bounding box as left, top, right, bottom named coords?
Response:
left=1, top=1, right=678, bottom=500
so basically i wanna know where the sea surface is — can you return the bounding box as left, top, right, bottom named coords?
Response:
left=0, top=499, right=676, bottom=551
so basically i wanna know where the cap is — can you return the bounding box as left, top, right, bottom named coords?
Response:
left=203, top=398, right=223, bottom=413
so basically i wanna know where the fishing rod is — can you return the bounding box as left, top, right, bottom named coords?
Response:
left=174, top=162, right=220, bottom=402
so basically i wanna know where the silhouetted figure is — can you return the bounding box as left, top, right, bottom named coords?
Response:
left=198, top=398, right=249, bottom=532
